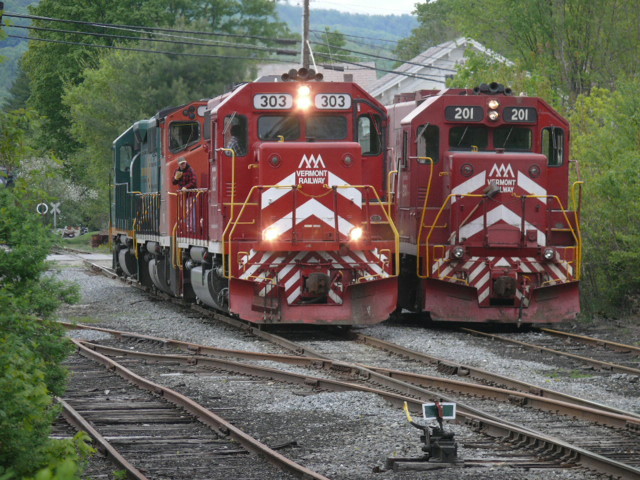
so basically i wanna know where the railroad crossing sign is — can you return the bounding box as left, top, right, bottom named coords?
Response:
left=50, top=202, right=61, bottom=229
left=36, top=202, right=62, bottom=229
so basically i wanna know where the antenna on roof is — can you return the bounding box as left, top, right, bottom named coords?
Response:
left=306, top=40, right=318, bottom=72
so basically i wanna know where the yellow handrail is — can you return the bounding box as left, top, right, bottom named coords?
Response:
left=222, top=183, right=401, bottom=279
left=421, top=192, right=583, bottom=281
left=386, top=169, right=398, bottom=217
left=414, top=157, right=435, bottom=278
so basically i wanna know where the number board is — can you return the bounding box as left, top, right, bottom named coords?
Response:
left=253, top=94, right=293, bottom=110
left=315, top=94, right=351, bottom=110
left=504, top=107, right=537, bottom=123
left=445, top=106, right=484, bottom=122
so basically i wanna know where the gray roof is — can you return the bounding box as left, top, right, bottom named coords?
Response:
left=369, top=37, right=513, bottom=103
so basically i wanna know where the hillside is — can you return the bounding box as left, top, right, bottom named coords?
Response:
left=0, top=2, right=416, bottom=106
left=0, top=0, right=38, bottom=106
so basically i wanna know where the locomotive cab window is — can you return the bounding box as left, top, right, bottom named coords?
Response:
left=258, top=115, right=300, bottom=141
left=224, top=114, right=248, bottom=156
left=449, top=126, right=488, bottom=150
left=118, top=145, right=133, bottom=173
left=358, top=114, right=383, bottom=155
left=169, top=121, right=200, bottom=153
left=307, top=115, right=347, bottom=140
left=417, top=124, right=439, bottom=163
left=494, top=126, right=532, bottom=151
left=542, top=127, right=565, bottom=166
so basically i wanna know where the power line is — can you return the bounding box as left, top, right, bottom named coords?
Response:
left=3, top=11, right=298, bottom=46
left=310, top=28, right=399, bottom=45
left=310, top=31, right=395, bottom=54
left=3, top=23, right=298, bottom=55
left=7, top=34, right=292, bottom=63
left=309, top=40, right=457, bottom=74
left=314, top=55, right=447, bottom=83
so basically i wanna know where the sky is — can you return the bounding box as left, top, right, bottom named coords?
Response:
left=302, top=0, right=419, bottom=16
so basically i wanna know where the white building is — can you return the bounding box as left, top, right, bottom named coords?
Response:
left=369, top=37, right=513, bottom=104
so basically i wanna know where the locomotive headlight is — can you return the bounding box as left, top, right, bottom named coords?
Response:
left=488, top=99, right=500, bottom=109
left=296, top=85, right=312, bottom=110
left=488, top=110, right=500, bottom=121
left=263, top=226, right=280, bottom=241
left=529, top=164, right=541, bottom=178
left=298, top=85, right=311, bottom=96
left=269, top=155, right=281, bottom=167
left=460, top=163, right=474, bottom=177
left=543, top=248, right=555, bottom=261
left=349, top=227, right=363, bottom=241
left=452, top=246, right=465, bottom=259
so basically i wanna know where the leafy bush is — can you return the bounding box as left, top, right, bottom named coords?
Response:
left=0, top=186, right=87, bottom=477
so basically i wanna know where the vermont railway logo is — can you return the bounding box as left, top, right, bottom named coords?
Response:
left=489, top=163, right=516, bottom=192
left=297, top=154, right=327, bottom=185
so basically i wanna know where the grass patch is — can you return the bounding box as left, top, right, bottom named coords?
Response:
left=544, top=369, right=594, bottom=380
left=59, top=231, right=110, bottom=253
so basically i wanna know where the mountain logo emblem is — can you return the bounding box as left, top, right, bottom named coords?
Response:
left=489, top=163, right=515, bottom=178
left=298, top=154, right=326, bottom=169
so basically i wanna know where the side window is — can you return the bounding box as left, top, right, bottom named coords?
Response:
left=169, top=121, right=200, bottom=153
left=402, top=130, right=409, bottom=169
left=542, top=127, right=564, bottom=166
left=224, top=114, right=248, bottom=156
left=204, top=112, right=211, bottom=141
left=357, top=114, right=382, bottom=155
left=416, top=124, right=439, bottom=163
left=119, top=145, right=132, bottom=173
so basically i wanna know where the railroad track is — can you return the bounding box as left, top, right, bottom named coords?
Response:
left=63, top=321, right=640, bottom=479
left=52, top=339, right=327, bottom=480
left=53, top=253, right=640, bottom=478
left=461, top=327, right=640, bottom=377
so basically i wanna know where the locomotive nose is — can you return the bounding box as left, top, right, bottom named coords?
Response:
left=494, top=275, right=517, bottom=298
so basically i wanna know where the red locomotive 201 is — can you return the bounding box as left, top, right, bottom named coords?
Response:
left=387, top=83, right=582, bottom=324
left=111, top=69, right=399, bottom=325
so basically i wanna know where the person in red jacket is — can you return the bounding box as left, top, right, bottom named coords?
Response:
left=172, top=157, right=197, bottom=190
left=172, top=157, right=198, bottom=233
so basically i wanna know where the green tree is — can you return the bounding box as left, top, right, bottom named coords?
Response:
left=569, top=78, right=640, bottom=313
left=394, top=0, right=459, bottom=60
left=0, top=187, right=84, bottom=477
left=400, top=0, right=640, bottom=103
left=21, top=0, right=288, bottom=160
left=62, top=19, right=251, bottom=191
left=447, top=50, right=560, bottom=110
left=313, top=27, right=354, bottom=64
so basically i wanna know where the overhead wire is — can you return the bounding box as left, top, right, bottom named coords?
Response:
left=3, top=10, right=458, bottom=82
left=6, top=34, right=293, bottom=63
left=3, top=22, right=298, bottom=55
left=310, top=28, right=399, bottom=45
left=3, top=11, right=298, bottom=45
left=309, top=38, right=457, bottom=74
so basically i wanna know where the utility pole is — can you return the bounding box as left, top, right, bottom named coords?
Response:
left=302, top=0, right=310, bottom=69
